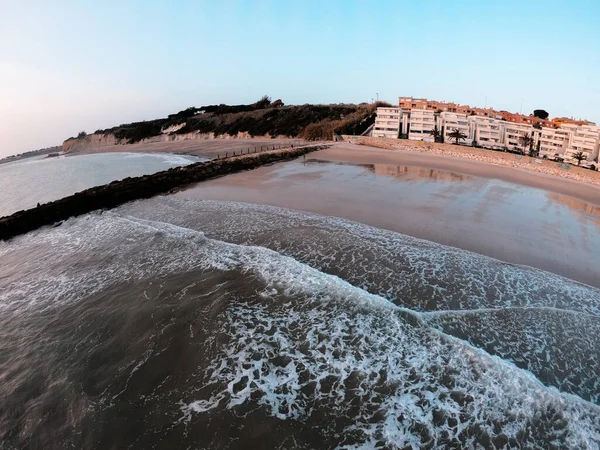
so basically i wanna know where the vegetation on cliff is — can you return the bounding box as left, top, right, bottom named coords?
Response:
left=82, top=98, right=389, bottom=144
left=0, top=146, right=62, bottom=164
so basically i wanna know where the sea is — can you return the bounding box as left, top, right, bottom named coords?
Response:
left=1, top=153, right=600, bottom=449
left=0, top=152, right=203, bottom=217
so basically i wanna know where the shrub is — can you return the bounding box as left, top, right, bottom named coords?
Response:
left=301, top=122, right=334, bottom=141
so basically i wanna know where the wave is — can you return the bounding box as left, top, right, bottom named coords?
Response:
left=119, top=197, right=600, bottom=315
left=1, top=204, right=599, bottom=448
left=120, top=152, right=206, bottom=166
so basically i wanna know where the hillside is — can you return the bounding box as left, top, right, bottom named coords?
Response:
left=0, top=146, right=62, bottom=164
left=63, top=98, right=388, bottom=152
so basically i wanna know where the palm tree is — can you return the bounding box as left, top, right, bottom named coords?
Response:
left=428, top=125, right=441, bottom=142
left=448, top=128, right=467, bottom=145
left=572, top=151, right=587, bottom=166
left=518, top=133, right=534, bottom=155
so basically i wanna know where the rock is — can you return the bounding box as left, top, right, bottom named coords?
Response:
left=0, top=145, right=328, bottom=240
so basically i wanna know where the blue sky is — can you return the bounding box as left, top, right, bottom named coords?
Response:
left=1, top=0, right=599, bottom=156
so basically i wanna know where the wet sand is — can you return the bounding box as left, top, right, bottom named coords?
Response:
left=327, top=144, right=600, bottom=205
left=356, top=136, right=600, bottom=187
left=176, top=143, right=600, bottom=288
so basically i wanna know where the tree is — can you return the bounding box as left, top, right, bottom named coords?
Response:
left=448, top=128, right=467, bottom=145
left=77, top=131, right=87, bottom=138
left=518, top=133, right=534, bottom=155
left=572, top=151, right=587, bottom=166
left=254, top=95, right=272, bottom=109
left=533, top=109, right=549, bottom=120
left=428, top=125, right=441, bottom=142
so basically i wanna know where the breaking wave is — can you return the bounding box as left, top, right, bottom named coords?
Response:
left=1, top=200, right=599, bottom=448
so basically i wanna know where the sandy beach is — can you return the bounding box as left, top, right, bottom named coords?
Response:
left=354, top=136, right=600, bottom=187
left=324, top=143, right=600, bottom=206
left=176, top=143, right=600, bottom=287
left=67, top=138, right=305, bottom=160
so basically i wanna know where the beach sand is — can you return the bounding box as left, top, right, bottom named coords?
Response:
left=68, top=138, right=305, bottom=159
left=176, top=143, right=600, bottom=288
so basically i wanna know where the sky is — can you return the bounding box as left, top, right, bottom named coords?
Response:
left=1, top=0, right=599, bottom=157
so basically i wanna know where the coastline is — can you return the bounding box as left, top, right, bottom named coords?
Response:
left=352, top=136, right=600, bottom=188
left=176, top=145, right=600, bottom=288
left=65, top=138, right=305, bottom=160
left=65, top=135, right=600, bottom=194
left=327, top=143, right=600, bottom=207
left=0, top=145, right=327, bottom=240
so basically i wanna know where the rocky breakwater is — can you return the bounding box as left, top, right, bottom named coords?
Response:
left=0, top=145, right=329, bottom=240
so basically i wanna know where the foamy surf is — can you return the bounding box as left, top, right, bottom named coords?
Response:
left=0, top=201, right=599, bottom=448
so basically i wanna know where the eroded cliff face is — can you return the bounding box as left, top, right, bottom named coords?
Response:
left=62, top=131, right=284, bottom=153
left=62, top=133, right=122, bottom=153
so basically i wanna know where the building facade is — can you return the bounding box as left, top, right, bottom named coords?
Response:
left=373, top=102, right=599, bottom=166
left=500, top=122, right=534, bottom=152
left=372, top=107, right=401, bottom=139
left=440, top=112, right=472, bottom=145
left=407, top=109, right=436, bottom=142
left=468, top=116, right=503, bottom=149
left=538, top=126, right=573, bottom=159
left=396, top=96, right=593, bottom=128
left=564, top=125, right=600, bottom=164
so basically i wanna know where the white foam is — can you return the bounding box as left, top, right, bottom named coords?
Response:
left=181, top=295, right=600, bottom=448
left=2, top=209, right=599, bottom=448
left=121, top=152, right=206, bottom=166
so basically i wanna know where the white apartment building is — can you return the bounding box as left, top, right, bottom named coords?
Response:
left=372, top=107, right=401, bottom=139
left=408, top=109, right=436, bottom=142
left=501, top=122, right=534, bottom=153
left=373, top=105, right=599, bottom=168
left=564, top=125, right=600, bottom=164
left=468, top=116, right=503, bottom=149
left=440, top=112, right=472, bottom=145
left=538, top=126, right=573, bottom=159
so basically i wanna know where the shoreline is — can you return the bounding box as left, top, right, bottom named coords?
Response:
left=352, top=136, right=600, bottom=188
left=176, top=145, right=600, bottom=288
left=64, top=135, right=600, bottom=197
left=0, top=145, right=327, bottom=240
left=327, top=143, right=600, bottom=207
left=64, top=138, right=306, bottom=160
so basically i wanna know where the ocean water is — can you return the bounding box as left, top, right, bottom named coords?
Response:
left=1, top=197, right=599, bottom=449
left=0, top=152, right=204, bottom=217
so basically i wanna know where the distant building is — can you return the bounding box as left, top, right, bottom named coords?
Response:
left=552, top=117, right=594, bottom=127
left=468, top=116, right=503, bottom=149
left=538, top=126, right=573, bottom=159
left=372, top=107, right=401, bottom=139
left=564, top=125, right=600, bottom=164
left=501, top=122, right=534, bottom=152
left=407, top=109, right=436, bottom=142
left=397, top=96, right=589, bottom=129
left=372, top=99, right=599, bottom=166
left=440, top=112, right=472, bottom=145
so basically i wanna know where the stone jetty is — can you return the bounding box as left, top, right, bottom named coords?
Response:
left=0, top=145, right=328, bottom=240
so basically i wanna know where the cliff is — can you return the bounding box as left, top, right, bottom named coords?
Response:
left=62, top=99, right=384, bottom=153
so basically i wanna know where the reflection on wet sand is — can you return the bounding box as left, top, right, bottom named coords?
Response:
left=371, top=164, right=472, bottom=182
left=306, top=159, right=471, bottom=182
left=546, top=192, right=600, bottom=226
left=177, top=153, right=600, bottom=287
